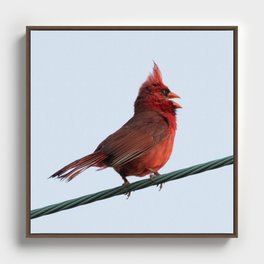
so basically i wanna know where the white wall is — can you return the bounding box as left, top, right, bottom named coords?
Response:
left=0, top=0, right=262, bottom=263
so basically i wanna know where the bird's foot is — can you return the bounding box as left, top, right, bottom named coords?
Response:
left=125, top=191, right=131, bottom=199
left=149, top=169, right=160, bottom=180
left=122, top=177, right=131, bottom=199
left=157, top=182, right=164, bottom=191
left=148, top=169, right=164, bottom=191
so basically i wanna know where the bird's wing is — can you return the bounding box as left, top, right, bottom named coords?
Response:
left=95, top=110, right=169, bottom=167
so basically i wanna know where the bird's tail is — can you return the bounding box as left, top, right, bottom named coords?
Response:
left=49, top=152, right=107, bottom=181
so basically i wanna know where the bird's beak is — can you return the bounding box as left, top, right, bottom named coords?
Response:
left=168, top=92, right=181, bottom=99
left=172, top=101, right=182, bottom=109
left=168, top=91, right=182, bottom=108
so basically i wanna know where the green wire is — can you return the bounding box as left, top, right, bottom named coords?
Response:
left=31, top=155, right=233, bottom=219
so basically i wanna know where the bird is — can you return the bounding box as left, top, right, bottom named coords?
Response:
left=50, top=63, right=182, bottom=189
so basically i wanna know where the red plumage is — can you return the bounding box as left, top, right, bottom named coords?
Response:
left=50, top=63, right=182, bottom=184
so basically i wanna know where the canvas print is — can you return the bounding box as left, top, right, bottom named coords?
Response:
left=27, top=27, right=237, bottom=237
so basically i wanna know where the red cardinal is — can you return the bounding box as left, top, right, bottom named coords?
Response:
left=50, top=63, right=182, bottom=186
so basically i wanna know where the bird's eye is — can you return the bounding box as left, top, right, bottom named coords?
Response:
left=160, top=89, right=169, bottom=96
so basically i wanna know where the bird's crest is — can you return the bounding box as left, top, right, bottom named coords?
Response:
left=146, top=62, right=163, bottom=84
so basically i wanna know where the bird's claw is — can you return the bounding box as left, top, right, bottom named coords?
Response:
left=157, top=182, right=164, bottom=191
left=149, top=169, right=160, bottom=180
left=149, top=174, right=157, bottom=180
left=125, top=191, right=131, bottom=199
left=122, top=179, right=131, bottom=199
left=148, top=169, right=164, bottom=191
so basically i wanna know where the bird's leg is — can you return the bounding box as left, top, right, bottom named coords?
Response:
left=122, top=176, right=130, bottom=187
left=148, top=169, right=164, bottom=191
left=149, top=168, right=160, bottom=179
left=122, top=176, right=131, bottom=199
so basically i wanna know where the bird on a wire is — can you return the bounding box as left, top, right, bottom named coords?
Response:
left=50, top=63, right=182, bottom=192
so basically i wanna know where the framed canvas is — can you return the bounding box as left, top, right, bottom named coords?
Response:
left=26, top=26, right=238, bottom=238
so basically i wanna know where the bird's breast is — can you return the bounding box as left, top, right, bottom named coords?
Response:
left=139, top=127, right=176, bottom=173
left=114, top=126, right=176, bottom=177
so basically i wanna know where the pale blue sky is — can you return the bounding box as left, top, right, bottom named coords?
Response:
left=30, top=30, right=233, bottom=234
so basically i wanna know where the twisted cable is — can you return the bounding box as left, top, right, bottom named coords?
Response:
left=31, top=155, right=233, bottom=219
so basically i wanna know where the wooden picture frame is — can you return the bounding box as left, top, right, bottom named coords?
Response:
left=26, top=26, right=238, bottom=238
